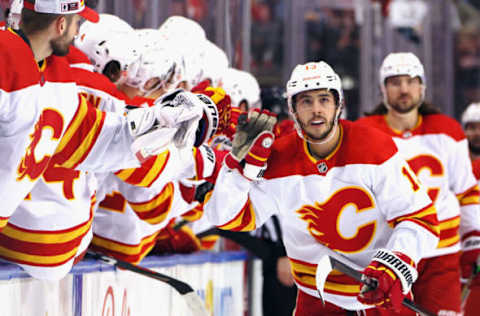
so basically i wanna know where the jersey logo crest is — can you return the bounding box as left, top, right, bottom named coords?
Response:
left=297, top=187, right=377, bottom=253
left=17, top=109, right=64, bottom=182
left=317, top=162, right=328, bottom=173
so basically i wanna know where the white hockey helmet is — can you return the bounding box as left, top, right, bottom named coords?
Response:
left=125, top=46, right=177, bottom=95
left=136, top=28, right=163, bottom=50
left=90, top=32, right=142, bottom=84
left=222, top=68, right=261, bottom=110
left=2, top=0, right=22, bottom=29
left=176, top=47, right=206, bottom=90
left=379, top=52, right=426, bottom=108
left=201, top=41, right=229, bottom=87
left=286, top=61, right=343, bottom=143
left=286, top=61, right=343, bottom=111
left=379, top=52, right=425, bottom=87
left=158, top=15, right=206, bottom=43
left=75, top=14, right=133, bottom=56
left=462, top=103, right=480, bottom=127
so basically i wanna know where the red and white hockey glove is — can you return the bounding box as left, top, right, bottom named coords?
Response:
left=461, top=233, right=480, bottom=282
left=357, top=249, right=417, bottom=312
left=224, top=109, right=277, bottom=181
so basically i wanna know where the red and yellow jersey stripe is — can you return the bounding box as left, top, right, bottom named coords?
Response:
left=217, top=198, right=256, bottom=232
left=200, top=235, right=219, bottom=250
left=128, top=183, right=174, bottom=225
left=115, top=151, right=170, bottom=187
left=0, top=196, right=95, bottom=267
left=290, top=257, right=362, bottom=296
left=437, top=216, right=460, bottom=248
left=53, top=95, right=106, bottom=169
left=388, top=203, right=439, bottom=237
left=181, top=204, right=204, bottom=222
left=90, top=230, right=159, bottom=264
left=0, top=216, right=9, bottom=231
left=457, top=184, right=480, bottom=206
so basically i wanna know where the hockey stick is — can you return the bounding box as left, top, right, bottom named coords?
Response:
left=315, top=248, right=435, bottom=316
left=86, top=251, right=209, bottom=316
left=461, top=264, right=480, bottom=309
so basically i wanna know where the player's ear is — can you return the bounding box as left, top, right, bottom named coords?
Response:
left=54, top=15, right=67, bottom=36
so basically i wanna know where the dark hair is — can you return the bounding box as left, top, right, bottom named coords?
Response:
left=21, top=0, right=73, bottom=35
left=102, top=60, right=121, bottom=83
left=364, top=101, right=441, bottom=116
left=291, top=89, right=340, bottom=112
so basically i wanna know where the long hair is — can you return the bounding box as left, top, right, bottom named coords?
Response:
left=364, top=101, right=441, bottom=116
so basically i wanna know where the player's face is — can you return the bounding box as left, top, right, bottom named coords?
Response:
left=294, top=89, right=337, bottom=141
left=51, top=15, right=82, bottom=56
left=465, top=122, right=480, bottom=155
left=384, top=75, right=423, bottom=114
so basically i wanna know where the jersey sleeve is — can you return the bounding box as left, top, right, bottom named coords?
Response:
left=53, top=94, right=139, bottom=172
left=204, top=165, right=278, bottom=232
left=373, top=152, right=440, bottom=263
left=447, top=137, right=480, bottom=238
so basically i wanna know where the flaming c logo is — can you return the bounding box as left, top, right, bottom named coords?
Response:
left=17, top=109, right=64, bottom=182
left=297, top=187, right=377, bottom=253
left=407, top=154, right=444, bottom=203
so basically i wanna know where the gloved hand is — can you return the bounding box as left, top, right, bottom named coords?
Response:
left=191, top=81, right=232, bottom=136
left=357, top=249, right=417, bottom=312
left=224, top=109, right=277, bottom=181
left=461, top=233, right=480, bottom=282
left=152, top=222, right=202, bottom=254
left=127, top=91, right=204, bottom=162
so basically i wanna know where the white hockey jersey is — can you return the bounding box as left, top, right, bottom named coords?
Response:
left=0, top=29, right=138, bottom=231
left=0, top=48, right=144, bottom=279
left=92, top=173, right=198, bottom=263
left=357, top=114, right=480, bottom=258
left=205, top=120, right=439, bottom=310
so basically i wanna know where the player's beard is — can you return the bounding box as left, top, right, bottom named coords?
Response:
left=50, top=28, right=74, bottom=57
left=469, top=140, right=480, bottom=156
left=299, top=112, right=335, bottom=142
left=388, top=93, right=421, bottom=114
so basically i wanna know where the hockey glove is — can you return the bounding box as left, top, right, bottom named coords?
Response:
left=461, top=233, right=480, bottom=282
left=191, top=81, right=232, bottom=135
left=152, top=222, right=202, bottom=254
left=357, top=249, right=417, bottom=312
left=127, top=91, right=204, bottom=162
left=224, top=109, right=277, bottom=181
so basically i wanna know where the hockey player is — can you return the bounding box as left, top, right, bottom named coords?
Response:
left=204, top=61, right=439, bottom=315
left=222, top=67, right=262, bottom=112
left=460, top=102, right=480, bottom=316
left=0, top=0, right=159, bottom=231
left=463, top=102, right=480, bottom=163
left=357, top=52, right=480, bottom=315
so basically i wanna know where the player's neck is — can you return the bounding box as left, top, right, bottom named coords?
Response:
left=308, top=124, right=341, bottom=159
left=385, top=109, right=419, bottom=132
left=26, top=32, right=53, bottom=62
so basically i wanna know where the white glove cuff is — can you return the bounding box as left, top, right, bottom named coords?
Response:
left=243, top=163, right=267, bottom=181
left=462, top=235, right=480, bottom=252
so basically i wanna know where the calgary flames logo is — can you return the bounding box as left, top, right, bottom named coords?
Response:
left=297, top=187, right=377, bottom=253
left=407, top=154, right=444, bottom=203
left=17, top=109, right=64, bottom=182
